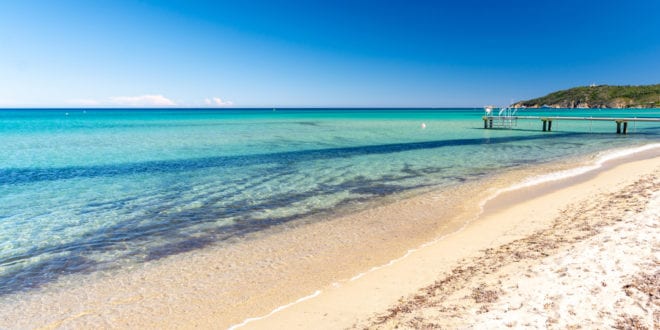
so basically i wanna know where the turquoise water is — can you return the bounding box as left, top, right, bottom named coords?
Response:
left=1, top=108, right=658, bottom=295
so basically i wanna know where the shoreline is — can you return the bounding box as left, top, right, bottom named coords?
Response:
left=236, top=145, right=660, bottom=329
left=356, top=157, right=660, bottom=329
left=0, top=144, right=658, bottom=329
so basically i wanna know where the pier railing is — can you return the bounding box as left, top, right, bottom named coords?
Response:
left=482, top=116, right=660, bottom=134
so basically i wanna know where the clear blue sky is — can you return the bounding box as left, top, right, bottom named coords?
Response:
left=1, top=0, right=658, bottom=107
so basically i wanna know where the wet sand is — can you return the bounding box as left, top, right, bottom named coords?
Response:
left=0, top=146, right=658, bottom=329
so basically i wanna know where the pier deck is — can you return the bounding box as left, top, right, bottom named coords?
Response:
left=482, top=116, right=660, bottom=134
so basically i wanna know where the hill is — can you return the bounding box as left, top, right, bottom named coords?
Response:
left=513, top=84, right=660, bottom=108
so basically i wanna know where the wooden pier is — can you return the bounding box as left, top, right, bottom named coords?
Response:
left=482, top=116, right=660, bottom=134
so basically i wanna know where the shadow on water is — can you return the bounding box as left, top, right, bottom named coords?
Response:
left=0, top=132, right=624, bottom=186
left=0, top=131, right=656, bottom=296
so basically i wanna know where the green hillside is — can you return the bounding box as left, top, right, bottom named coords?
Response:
left=513, top=84, right=660, bottom=108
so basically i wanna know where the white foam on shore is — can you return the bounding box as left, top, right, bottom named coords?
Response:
left=227, top=290, right=321, bottom=330
left=479, top=143, right=660, bottom=211
left=227, top=142, right=660, bottom=330
left=349, top=247, right=419, bottom=281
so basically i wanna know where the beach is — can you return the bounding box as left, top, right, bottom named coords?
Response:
left=355, top=152, right=660, bottom=329
left=2, top=1, right=659, bottom=328
left=241, top=146, right=660, bottom=330
left=1, top=110, right=659, bottom=329
left=0, top=141, right=658, bottom=328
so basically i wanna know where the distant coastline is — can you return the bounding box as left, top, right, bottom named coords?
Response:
left=513, top=84, right=660, bottom=109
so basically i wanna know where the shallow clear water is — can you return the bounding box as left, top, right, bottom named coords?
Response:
left=0, top=108, right=658, bottom=295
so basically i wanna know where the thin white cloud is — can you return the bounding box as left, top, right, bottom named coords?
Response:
left=109, top=94, right=176, bottom=106
left=68, top=95, right=236, bottom=108
left=205, top=97, right=234, bottom=107
left=68, top=94, right=176, bottom=107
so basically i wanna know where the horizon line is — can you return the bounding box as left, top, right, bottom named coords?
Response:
left=0, top=106, right=490, bottom=110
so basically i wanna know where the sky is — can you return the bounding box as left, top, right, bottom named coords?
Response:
left=0, top=0, right=658, bottom=108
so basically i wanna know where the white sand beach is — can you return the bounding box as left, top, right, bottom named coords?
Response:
left=2, top=1, right=659, bottom=329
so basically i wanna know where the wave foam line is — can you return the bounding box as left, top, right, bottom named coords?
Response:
left=479, top=143, right=660, bottom=211
left=350, top=248, right=419, bottom=281
left=227, top=290, right=321, bottom=330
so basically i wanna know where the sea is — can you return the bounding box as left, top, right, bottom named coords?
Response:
left=1, top=107, right=659, bottom=298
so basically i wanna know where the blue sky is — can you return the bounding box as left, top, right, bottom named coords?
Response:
left=0, top=0, right=658, bottom=107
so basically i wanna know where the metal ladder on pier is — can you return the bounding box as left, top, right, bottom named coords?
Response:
left=483, top=106, right=519, bottom=129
